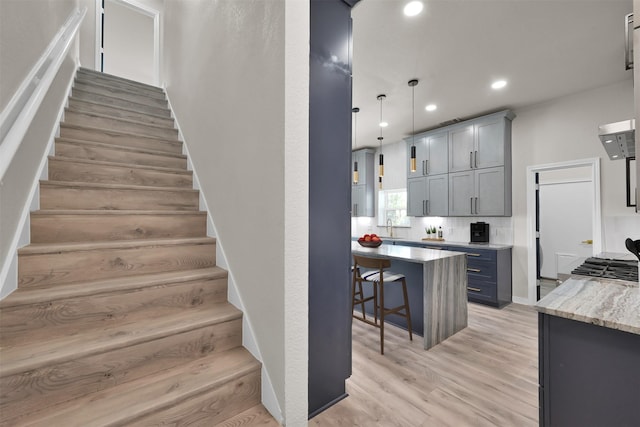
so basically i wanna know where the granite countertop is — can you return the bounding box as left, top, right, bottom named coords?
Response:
left=351, top=236, right=512, bottom=250
left=535, top=276, right=640, bottom=335
left=351, top=241, right=464, bottom=264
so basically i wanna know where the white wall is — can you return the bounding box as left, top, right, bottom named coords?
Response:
left=0, top=1, right=80, bottom=297
left=103, top=0, right=155, bottom=85
left=162, top=0, right=308, bottom=424
left=511, top=78, right=637, bottom=300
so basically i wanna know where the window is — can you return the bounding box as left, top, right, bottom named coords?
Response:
left=378, top=189, right=410, bottom=227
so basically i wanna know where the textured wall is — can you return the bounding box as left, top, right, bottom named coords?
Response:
left=162, top=0, right=308, bottom=423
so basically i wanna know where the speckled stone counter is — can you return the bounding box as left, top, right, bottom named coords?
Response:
left=351, top=242, right=468, bottom=349
left=535, top=276, right=640, bottom=335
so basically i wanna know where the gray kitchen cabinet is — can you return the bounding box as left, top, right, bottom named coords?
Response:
left=449, top=167, right=510, bottom=216
left=351, top=148, right=374, bottom=217
left=448, top=111, right=514, bottom=173
left=406, top=130, right=448, bottom=179
left=407, top=174, right=448, bottom=217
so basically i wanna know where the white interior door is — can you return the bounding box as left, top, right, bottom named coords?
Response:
left=539, top=179, right=593, bottom=279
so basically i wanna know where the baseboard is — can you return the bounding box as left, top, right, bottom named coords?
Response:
left=164, top=92, right=283, bottom=423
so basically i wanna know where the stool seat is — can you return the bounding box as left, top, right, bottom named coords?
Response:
left=351, top=254, right=413, bottom=355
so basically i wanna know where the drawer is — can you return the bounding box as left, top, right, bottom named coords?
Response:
left=466, top=259, right=497, bottom=279
left=466, top=281, right=497, bottom=300
left=461, top=248, right=496, bottom=263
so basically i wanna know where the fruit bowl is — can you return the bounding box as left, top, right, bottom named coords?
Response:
left=357, top=239, right=383, bottom=248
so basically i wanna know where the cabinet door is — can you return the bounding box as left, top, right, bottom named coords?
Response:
left=475, top=167, right=505, bottom=216
left=475, top=117, right=505, bottom=169
left=448, top=125, right=475, bottom=172
left=449, top=171, right=474, bottom=216
left=426, top=174, right=448, bottom=216
left=351, top=185, right=365, bottom=217
left=407, top=177, right=427, bottom=216
left=426, top=132, right=448, bottom=175
left=407, top=137, right=428, bottom=179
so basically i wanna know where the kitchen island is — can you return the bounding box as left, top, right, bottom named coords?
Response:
left=535, top=275, right=640, bottom=426
left=351, top=242, right=467, bottom=349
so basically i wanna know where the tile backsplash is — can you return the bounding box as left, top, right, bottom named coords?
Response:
left=352, top=216, right=514, bottom=245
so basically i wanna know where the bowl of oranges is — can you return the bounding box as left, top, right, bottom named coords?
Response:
left=357, top=233, right=383, bottom=248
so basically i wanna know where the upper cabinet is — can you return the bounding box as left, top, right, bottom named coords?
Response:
left=449, top=111, right=515, bottom=173
left=407, top=110, right=515, bottom=217
left=351, top=148, right=375, bottom=217
left=406, top=131, right=448, bottom=178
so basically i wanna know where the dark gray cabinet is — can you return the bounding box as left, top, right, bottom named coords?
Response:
left=351, top=148, right=374, bottom=217
left=539, top=313, right=640, bottom=426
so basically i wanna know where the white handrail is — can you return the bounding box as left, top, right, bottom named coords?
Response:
left=0, top=7, right=86, bottom=182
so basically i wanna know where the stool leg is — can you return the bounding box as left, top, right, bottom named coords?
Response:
left=401, top=278, right=413, bottom=341
left=379, top=281, right=385, bottom=355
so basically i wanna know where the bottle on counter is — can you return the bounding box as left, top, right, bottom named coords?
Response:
left=438, top=226, right=443, bottom=239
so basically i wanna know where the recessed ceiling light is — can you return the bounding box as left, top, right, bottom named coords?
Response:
left=404, top=1, right=423, bottom=17
left=491, top=80, right=507, bottom=90
left=605, top=139, right=613, bottom=144
left=425, top=104, right=437, bottom=112
left=379, top=121, right=389, bottom=127
left=612, top=155, right=619, bottom=158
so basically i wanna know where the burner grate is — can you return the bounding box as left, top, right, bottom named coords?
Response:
left=571, top=257, right=638, bottom=282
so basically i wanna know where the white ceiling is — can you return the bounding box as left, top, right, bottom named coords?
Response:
left=351, top=0, right=634, bottom=149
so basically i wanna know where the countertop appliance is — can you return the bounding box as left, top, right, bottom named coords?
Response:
left=470, top=222, right=490, bottom=244
left=571, top=257, right=639, bottom=282
left=598, top=119, right=635, bottom=160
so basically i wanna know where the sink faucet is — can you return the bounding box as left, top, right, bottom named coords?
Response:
left=386, top=218, right=394, bottom=238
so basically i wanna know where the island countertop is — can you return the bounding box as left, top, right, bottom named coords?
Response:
left=351, top=241, right=464, bottom=263
left=535, top=276, right=640, bottom=335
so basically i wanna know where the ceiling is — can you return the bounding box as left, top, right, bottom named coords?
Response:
left=350, top=0, right=634, bottom=149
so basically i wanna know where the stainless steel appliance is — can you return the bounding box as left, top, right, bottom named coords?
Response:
left=571, top=257, right=638, bottom=282
left=470, top=222, right=489, bottom=243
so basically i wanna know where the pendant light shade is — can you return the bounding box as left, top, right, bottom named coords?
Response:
left=377, top=94, right=386, bottom=188
left=352, top=107, right=360, bottom=184
left=408, top=79, right=419, bottom=173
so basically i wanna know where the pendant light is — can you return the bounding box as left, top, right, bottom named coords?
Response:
left=377, top=94, right=386, bottom=189
left=352, top=107, right=360, bottom=184
left=408, top=79, right=419, bottom=173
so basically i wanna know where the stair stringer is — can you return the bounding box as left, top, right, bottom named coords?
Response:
left=166, top=94, right=284, bottom=425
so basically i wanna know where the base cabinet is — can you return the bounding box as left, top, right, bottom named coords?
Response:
left=539, top=313, right=640, bottom=426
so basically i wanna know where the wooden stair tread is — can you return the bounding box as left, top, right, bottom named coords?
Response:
left=65, top=107, right=177, bottom=132
left=0, top=267, right=226, bottom=308
left=31, top=209, right=206, bottom=216
left=18, top=236, right=214, bottom=255
left=78, top=68, right=165, bottom=92
left=70, top=88, right=172, bottom=118
left=10, top=347, right=259, bottom=427
left=56, top=137, right=186, bottom=159
left=219, top=404, right=280, bottom=426
left=40, top=179, right=198, bottom=193
left=0, top=302, right=241, bottom=377
left=73, top=81, right=168, bottom=105
left=59, top=123, right=181, bottom=145
left=49, top=155, right=191, bottom=175
left=75, top=78, right=167, bottom=100
left=67, top=97, right=173, bottom=122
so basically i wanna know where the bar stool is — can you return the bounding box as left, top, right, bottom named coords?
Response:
left=352, top=254, right=413, bottom=355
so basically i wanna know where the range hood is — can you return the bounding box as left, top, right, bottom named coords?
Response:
left=598, top=119, right=635, bottom=160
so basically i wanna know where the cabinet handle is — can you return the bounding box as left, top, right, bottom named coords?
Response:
left=425, top=159, right=429, bottom=175
left=426, top=199, right=430, bottom=215
left=474, top=151, right=478, bottom=168
left=467, top=268, right=481, bottom=272
left=468, top=287, right=482, bottom=292
left=467, top=253, right=481, bottom=257
left=422, top=160, right=426, bottom=176
left=470, top=152, right=473, bottom=169
left=475, top=197, right=478, bottom=214
left=470, top=197, right=473, bottom=214
left=422, top=200, right=426, bottom=216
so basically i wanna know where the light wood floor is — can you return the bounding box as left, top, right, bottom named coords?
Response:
left=312, top=302, right=538, bottom=427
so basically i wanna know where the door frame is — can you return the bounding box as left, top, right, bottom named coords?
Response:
left=525, top=157, right=601, bottom=305
left=94, top=0, right=160, bottom=86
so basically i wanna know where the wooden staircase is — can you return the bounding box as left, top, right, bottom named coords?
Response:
left=0, top=68, right=279, bottom=426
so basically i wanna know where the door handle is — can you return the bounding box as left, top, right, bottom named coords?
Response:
left=581, top=240, right=593, bottom=244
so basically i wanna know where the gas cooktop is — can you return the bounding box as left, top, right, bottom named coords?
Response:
left=571, top=257, right=639, bottom=283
